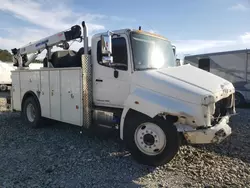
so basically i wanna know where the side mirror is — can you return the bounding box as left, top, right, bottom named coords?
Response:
left=101, top=31, right=113, bottom=64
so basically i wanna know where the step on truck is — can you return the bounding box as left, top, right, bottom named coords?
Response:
left=9, top=21, right=236, bottom=166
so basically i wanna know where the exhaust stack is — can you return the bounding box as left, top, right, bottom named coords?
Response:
left=82, top=21, right=88, bottom=55
left=81, top=21, right=92, bottom=129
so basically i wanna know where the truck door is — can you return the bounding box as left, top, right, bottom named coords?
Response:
left=93, top=34, right=131, bottom=108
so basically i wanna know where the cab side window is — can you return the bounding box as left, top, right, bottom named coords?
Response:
left=97, top=37, right=128, bottom=71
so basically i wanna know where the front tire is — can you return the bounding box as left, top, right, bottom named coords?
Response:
left=22, top=96, right=42, bottom=128
left=235, top=92, right=245, bottom=107
left=124, top=113, right=180, bottom=166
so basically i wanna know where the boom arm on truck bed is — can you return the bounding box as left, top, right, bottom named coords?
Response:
left=11, top=24, right=82, bottom=68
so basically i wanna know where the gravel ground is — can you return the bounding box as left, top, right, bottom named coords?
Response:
left=0, top=97, right=250, bottom=188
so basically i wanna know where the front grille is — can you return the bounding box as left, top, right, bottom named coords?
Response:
left=212, top=94, right=233, bottom=125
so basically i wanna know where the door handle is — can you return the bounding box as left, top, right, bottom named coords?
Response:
left=96, top=79, right=103, bottom=82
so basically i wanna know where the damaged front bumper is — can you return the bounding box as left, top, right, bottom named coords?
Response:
left=183, top=116, right=232, bottom=144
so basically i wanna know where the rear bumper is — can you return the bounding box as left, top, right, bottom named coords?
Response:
left=183, top=116, right=232, bottom=144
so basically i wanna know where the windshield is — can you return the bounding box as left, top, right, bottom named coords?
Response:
left=130, top=32, right=176, bottom=70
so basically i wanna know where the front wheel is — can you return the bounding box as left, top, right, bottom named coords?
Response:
left=124, top=113, right=180, bottom=166
left=235, top=92, right=245, bottom=107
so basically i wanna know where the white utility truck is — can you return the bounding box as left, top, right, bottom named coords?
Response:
left=8, top=21, right=236, bottom=166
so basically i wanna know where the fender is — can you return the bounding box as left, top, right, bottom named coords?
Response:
left=120, top=87, right=204, bottom=140
left=21, top=90, right=40, bottom=110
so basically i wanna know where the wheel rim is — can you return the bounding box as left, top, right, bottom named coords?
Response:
left=134, top=122, right=167, bottom=156
left=26, top=103, right=36, bottom=122
left=0, top=85, right=6, bottom=91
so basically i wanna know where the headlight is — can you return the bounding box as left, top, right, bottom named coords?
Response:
left=203, top=102, right=215, bottom=127
left=202, top=95, right=216, bottom=105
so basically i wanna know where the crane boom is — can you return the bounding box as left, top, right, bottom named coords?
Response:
left=11, top=24, right=82, bottom=67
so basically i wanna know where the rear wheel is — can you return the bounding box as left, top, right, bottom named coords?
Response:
left=22, top=96, right=43, bottom=128
left=124, top=113, right=180, bottom=166
left=0, top=84, right=7, bottom=92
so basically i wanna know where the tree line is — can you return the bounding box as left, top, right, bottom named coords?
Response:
left=0, top=49, right=42, bottom=63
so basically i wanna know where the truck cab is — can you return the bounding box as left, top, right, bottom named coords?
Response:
left=91, top=29, right=177, bottom=108
left=10, top=22, right=236, bottom=166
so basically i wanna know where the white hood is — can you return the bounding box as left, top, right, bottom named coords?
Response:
left=132, top=64, right=234, bottom=105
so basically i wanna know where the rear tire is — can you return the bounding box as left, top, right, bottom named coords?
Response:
left=0, top=84, right=7, bottom=92
left=21, top=96, right=43, bottom=128
left=124, top=113, right=180, bottom=166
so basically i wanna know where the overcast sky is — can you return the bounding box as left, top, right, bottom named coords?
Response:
left=0, top=0, right=249, bottom=59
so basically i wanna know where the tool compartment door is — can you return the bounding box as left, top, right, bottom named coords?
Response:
left=40, top=71, right=50, bottom=118
left=60, top=68, right=82, bottom=126
left=50, top=70, right=61, bottom=120
left=11, top=71, right=21, bottom=111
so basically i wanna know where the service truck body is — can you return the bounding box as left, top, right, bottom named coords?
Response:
left=8, top=22, right=236, bottom=166
left=184, top=49, right=250, bottom=106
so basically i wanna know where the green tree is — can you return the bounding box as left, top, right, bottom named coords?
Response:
left=0, top=49, right=42, bottom=63
left=0, top=49, right=13, bottom=62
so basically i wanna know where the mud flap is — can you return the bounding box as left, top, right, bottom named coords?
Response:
left=5, top=97, right=11, bottom=110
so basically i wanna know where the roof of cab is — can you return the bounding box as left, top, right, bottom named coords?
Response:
left=132, top=29, right=168, bottom=41
left=92, top=28, right=169, bottom=41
